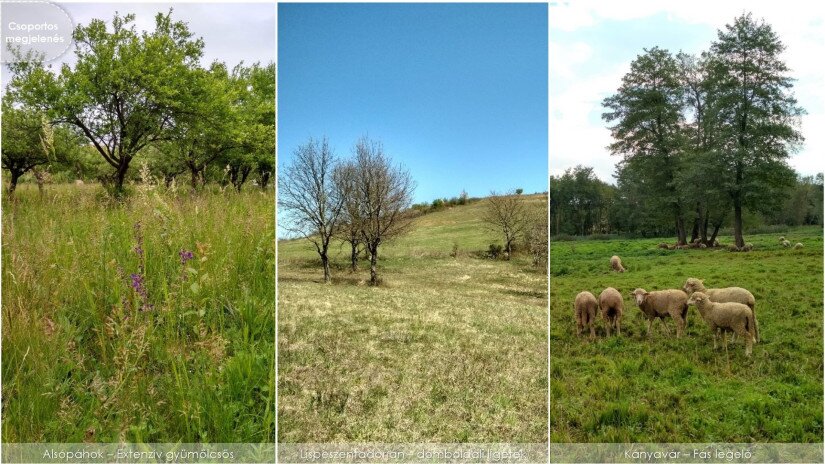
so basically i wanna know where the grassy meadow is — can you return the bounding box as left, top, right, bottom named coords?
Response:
left=1, top=183, right=275, bottom=442
left=549, top=226, right=824, bottom=442
left=278, top=194, right=548, bottom=442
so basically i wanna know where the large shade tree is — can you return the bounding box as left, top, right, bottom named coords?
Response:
left=603, top=47, right=690, bottom=245
left=706, top=13, right=802, bottom=248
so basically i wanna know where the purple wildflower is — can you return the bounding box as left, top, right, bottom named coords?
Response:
left=179, top=250, right=194, bottom=265
left=129, top=273, right=152, bottom=311
left=133, top=221, right=145, bottom=274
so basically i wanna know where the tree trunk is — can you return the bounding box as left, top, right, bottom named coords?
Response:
left=708, top=218, right=723, bottom=246
left=8, top=169, right=21, bottom=195
left=733, top=198, right=745, bottom=248
left=700, top=209, right=709, bottom=244
left=674, top=207, right=687, bottom=245
left=350, top=241, right=359, bottom=272
left=114, top=160, right=130, bottom=194
left=190, top=167, right=199, bottom=191
left=505, top=237, right=513, bottom=259
left=690, top=204, right=701, bottom=242
left=369, top=246, right=379, bottom=285
left=321, top=252, right=331, bottom=283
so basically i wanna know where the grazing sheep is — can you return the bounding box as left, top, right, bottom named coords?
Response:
left=743, top=242, right=754, bottom=252
left=781, top=239, right=791, bottom=248
left=713, top=239, right=720, bottom=247
left=630, top=288, right=688, bottom=338
left=667, top=244, right=676, bottom=250
left=794, top=242, right=803, bottom=249
left=610, top=255, right=626, bottom=273
left=778, top=236, right=786, bottom=242
left=699, top=243, right=707, bottom=249
left=687, top=292, right=756, bottom=356
left=658, top=242, right=669, bottom=249
left=599, top=287, right=623, bottom=336
left=574, top=291, right=599, bottom=339
left=682, top=278, right=758, bottom=343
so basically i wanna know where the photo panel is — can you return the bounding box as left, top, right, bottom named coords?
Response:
left=1, top=1, right=276, bottom=459
left=276, top=2, right=549, bottom=460
left=548, top=2, right=824, bottom=462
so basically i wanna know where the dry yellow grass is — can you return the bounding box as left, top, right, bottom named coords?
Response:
left=278, top=195, right=548, bottom=442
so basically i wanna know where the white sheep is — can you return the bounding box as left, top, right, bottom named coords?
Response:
left=599, top=287, right=623, bottom=336
left=793, top=242, right=803, bottom=249
left=781, top=239, right=791, bottom=248
left=630, top=288, right=688, bottom=338
left=574, top=291, right=599, bottom=339
left=610, top=255, right=626, bottom=273
left=687, top=291, right=756, bottom=356
left=682, top=278, right=758, bottom=343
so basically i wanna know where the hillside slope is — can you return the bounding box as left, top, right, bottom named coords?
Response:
left=279, top=193, right=547, bottom=261
left=278, top=194, right=548, bottom=442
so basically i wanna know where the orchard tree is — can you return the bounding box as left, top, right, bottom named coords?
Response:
left=278, top=137, right=344, bottom=283
left=1, top=99, right=52, bottom=194
left=8, top=11, right=204, bottom=194
left=225, top=62, right=276, bottom=191
left=170, top=62, right=239, bottom=190
left=603, top=47, right=690, bottom=244
left=352, top=137, right=415, bottom=285
left=706, top=13, right=803, bottom=248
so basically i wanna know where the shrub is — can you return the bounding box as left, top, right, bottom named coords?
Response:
left=450, top=242, right=459, bottom=258
left=488, top=243, right=503, bottom=259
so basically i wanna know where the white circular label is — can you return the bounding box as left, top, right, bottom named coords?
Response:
left=1, top=1, right=73, bottom=63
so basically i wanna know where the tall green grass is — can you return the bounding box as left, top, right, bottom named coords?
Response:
left=549, top=227, right=823, bottom=442
left=2, top=184, right=275, bottom=442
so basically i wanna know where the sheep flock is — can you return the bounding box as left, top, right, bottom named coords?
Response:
left=571, top=245, right=777, bottom=357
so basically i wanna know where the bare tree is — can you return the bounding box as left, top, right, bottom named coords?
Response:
left=334, top=160, right=363, bottom=272
left=484, top=190, right=528, bottom=259
left=353, top=136, right=415, bottom=285
left=278, top=137, right=344, bottom=283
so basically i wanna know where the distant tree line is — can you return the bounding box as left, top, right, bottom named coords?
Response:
left=578, top=13, right=809, bottom=247
left=551, top=165, right=823, bottom=238
left=2, top=10, right=275, bottom=196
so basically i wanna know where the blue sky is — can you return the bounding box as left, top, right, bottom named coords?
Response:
left=549, top=0, right=825, bottom=183
left=278, top=3, right=548, bottom=205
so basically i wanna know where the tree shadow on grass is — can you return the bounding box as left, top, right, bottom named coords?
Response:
left=502, top=288, right=547, bottom=300
left=277, top=273, right=369, bottom=287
